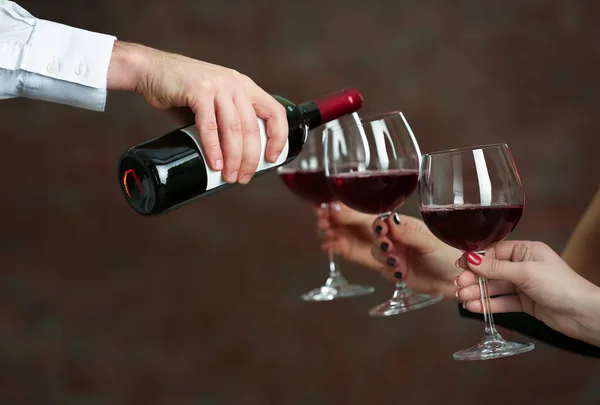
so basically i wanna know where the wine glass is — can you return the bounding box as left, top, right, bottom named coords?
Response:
left=324, top=111, right=443, bottom=316
left=277, top=114, right=375, bottom=302
left=418, top=143, right=535, bottom=360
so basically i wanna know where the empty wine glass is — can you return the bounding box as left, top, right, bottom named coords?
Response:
left=278, top=114, right=375, bottom=301
left=324, top=111, right=443, bottom=316
left=419, top=143, right=535, bottom=360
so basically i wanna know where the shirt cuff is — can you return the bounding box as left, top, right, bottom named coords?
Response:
left=22, top=19, right=116, bottom=111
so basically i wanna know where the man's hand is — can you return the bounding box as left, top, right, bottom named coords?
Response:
left=107, top=41, right=288, bottom=184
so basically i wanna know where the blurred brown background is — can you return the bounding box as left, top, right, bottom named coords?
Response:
left=2, top=0, right=599, bottom=404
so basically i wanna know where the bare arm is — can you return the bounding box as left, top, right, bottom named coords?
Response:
left=562, top=187, right=600, bottom=285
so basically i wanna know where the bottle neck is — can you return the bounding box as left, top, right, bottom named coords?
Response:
left=298, top=101, right=322, bottom=129
left=298, top=88, right=364, bottom=129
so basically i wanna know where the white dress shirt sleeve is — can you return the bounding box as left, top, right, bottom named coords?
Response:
left=0, top=0, right=116, bottom=111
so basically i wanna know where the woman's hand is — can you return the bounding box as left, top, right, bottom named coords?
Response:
left=371, top=214, right=462, bottom=299
left=315, top=203, right=462, bottom=299
left=315, top=203, right=381, bottom=270
left=456, top=241, right=600, bottom=346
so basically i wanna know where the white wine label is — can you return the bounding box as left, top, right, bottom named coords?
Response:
left=181, top=117, right=290, bottom=191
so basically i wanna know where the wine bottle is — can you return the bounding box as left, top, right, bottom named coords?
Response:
left=117, top=88, right=364, bottom=216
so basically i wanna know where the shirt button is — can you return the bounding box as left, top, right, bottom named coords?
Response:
left=46, top=59, right=59, bottom=75
left=74, top=62, right=87, bottom=76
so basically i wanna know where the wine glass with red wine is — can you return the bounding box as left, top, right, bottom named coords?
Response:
left=277, top=115, right=375, bottom=302
left=324, top=111, right=443, bottom=316
left=419, top=143, right=535, bottom=360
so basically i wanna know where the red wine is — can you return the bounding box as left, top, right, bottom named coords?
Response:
left=117, top=89, right=363, bottom=216
left=279, top=169, right=334, bottom=205
left=328, top=170, right=418, bottom=214
left=420, top=204, right=523, bottom=251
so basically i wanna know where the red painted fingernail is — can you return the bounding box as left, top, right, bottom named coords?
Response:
left=467, top=252, right=482, bottom=266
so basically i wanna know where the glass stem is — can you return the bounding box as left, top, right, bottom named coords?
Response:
left=476, top=251, right=500, bottom=339
left=323, top=202, right=341, bottom=278
left=328, top=246, right=340, bottom=277
left=392, top=280, right=410, bottom=298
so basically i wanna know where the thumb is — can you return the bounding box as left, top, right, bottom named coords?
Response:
left=328, top=202, right=376, bottom=226
left=460, top=252, right=527, bottom=285
left=386, top=214, right=437, bottom=252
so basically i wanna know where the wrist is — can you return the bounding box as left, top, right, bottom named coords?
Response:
left=107, top=41, right=147, bottom=93
left=574, top=284, right=600, bottom=347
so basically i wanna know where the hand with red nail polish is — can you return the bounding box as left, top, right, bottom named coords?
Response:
left=455, top=240, right=600, bottom=348
left=370, top=214, right=463, bottom=299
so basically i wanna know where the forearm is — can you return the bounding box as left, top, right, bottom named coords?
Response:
left=0, top=1, right=115, bottom=111
left=562, top=187, right=600, bottom=285
left=574, top=285, right=600, bottom=347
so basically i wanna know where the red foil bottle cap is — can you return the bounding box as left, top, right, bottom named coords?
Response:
left=314, top=88, right=364, bottom=123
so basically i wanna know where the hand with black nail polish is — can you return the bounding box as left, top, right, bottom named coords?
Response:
left=314, top=202, right=468, bottom=300
left=370, top=214, right=464, bottom=299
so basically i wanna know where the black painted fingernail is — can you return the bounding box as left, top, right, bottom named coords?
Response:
left=394, top=272, right=402, bottom=279
left=375, top=225, right=382, bottom=235
left=386, top=257, right=397, bottom=267
left=393, top=213, right=400, bottom=225
left=380, top=242, right=389, bottom=252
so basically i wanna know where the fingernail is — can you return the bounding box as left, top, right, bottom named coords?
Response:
left=394, top=271, right=402, bottom=279
left=380, top=242, right=389, bottom=252
left=454, top=289, right=460, bottom=299
left=270, top=152, right=281, bottom=162
left=462, top=302, right=467, bottom=309
left=467, top=252, right=482, bottom=266
left=331, top=203, right=341, bottom=212
left=239, top=174, right=252, bottom=184
left=386, top=257, right=397, bottom=267
left=453, top=276, right=459, bottom=287
left=227, top=170, right=238, bottom=182
left=215, top=159, right=223, bottom=171
left=393, top=213, right=400, bottom=225
left=375, top=225, right=382, bottom=235
left=455, top=258, right=461, bottom=268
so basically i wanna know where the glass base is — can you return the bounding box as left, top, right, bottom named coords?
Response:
left=368, top=292, right=443, bottom=317
left=453, top=334, right=535, bottom=361
left=301, top=274, right=374, bottom=302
